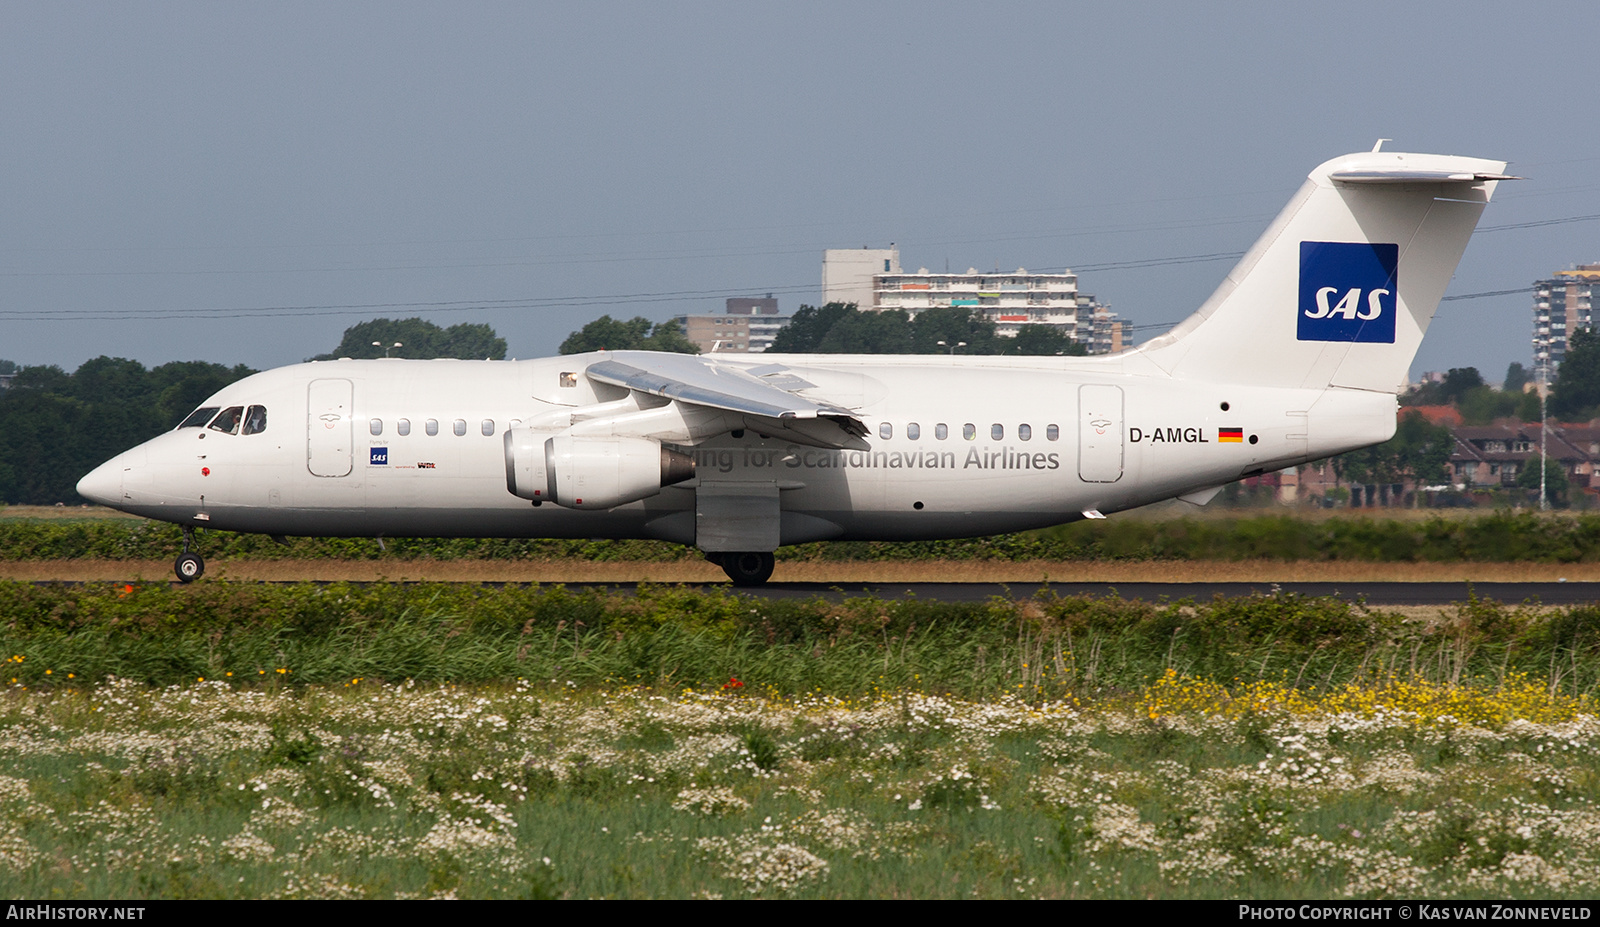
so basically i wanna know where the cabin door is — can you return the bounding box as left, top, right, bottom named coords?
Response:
left=1078, top=384, right=1124, bottom=483
left=307, top=378, right=354, bottom=477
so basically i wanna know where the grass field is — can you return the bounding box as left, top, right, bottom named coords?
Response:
left=6, top=577, right=1600, bottom=898
left=5, top=675, right=1600, bottom=898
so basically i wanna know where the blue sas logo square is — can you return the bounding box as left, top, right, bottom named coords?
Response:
left=1297, top=241, right=1399, bottom=344
left=369, top=447, right=388, bottom=466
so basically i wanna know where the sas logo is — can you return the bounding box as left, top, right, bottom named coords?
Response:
left=369, top=447, right=388, bottom=466
left=1297, top=241, right=1399, bottom=344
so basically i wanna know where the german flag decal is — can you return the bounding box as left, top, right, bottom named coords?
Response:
left=1219, top=427, right=1244, bottom=443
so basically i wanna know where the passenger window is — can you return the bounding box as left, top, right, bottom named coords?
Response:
left=481, top=419, right=495, bottom=436
left=397, top=418, right=410, bottom=436
left=991, top=424, right=1004, bottom=440
left=453, top=419, right=467, bottom=436
left=179, top=406, right=219, bottom=429
left=935, top=423, right=948, bottom=440
left=907, top=423, right=921, bottom=440
left=879, top=422, right=892, bottom=440
left=370, top=418, right=383, bottom=436
left=1018, top=424, right=1032, bottom=441
left=1046, top=424, right=1060, bottom=441
left=425, top=419, right=439, bottom=436
left=208, top=407, right=243, bottom=435
left=241, top=405, right=268, bottom=435
left=963, top=423, right=976, bottom=441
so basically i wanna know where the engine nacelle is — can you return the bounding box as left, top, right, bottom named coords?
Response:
left=504, top=430, right=694, bottom=510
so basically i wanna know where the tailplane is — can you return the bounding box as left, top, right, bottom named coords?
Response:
left=1137, top=150, right=1512, bottom=393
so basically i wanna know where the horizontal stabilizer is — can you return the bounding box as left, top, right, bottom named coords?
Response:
left=1330, top=170, right=1520, bottom=184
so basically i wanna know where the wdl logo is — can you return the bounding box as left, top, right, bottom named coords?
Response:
left=1297, top=241, right=1399, bottom=343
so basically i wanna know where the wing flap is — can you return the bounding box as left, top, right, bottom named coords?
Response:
left=585, top=353, right=868, bottom=448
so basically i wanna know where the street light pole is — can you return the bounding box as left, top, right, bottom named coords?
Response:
left=1540, top=371, right=1549, bottom=511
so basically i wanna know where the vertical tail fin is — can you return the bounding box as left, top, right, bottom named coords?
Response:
left=1137, top=151, right=1512, bottom=393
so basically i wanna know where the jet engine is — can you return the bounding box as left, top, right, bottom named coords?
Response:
left=504, top=430, right=694, bottom=509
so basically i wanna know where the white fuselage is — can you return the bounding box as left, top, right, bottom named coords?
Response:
left=79, top=351, right=1396, bottom=545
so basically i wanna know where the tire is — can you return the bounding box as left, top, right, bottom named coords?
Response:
left=719, top=551, right=775, bottom=587
left=175, top=553, right=205, bottom=583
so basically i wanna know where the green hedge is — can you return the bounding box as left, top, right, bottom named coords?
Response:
left=1, top=582, right=1596, bottom=699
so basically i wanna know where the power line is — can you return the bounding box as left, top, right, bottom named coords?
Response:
left=0, top=283, right=823, bottom=323
left=1478, top=213, right=1600, bottom=232
left=1439, top=288, right=1530, bottom=302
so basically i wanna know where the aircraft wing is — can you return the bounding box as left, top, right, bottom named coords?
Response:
left=586, top=352, right=870, bottom=449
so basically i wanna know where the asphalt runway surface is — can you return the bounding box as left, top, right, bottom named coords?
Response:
left=555, top=581, right=1597, bottom=606
left=23, top=577, right=1600, bottom=606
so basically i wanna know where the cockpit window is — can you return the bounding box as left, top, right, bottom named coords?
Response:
left=241, top=405, right=268, bottom=435
left=179, top=406, right=220, bottom=429
left=208, top=406, right=244, bottom=435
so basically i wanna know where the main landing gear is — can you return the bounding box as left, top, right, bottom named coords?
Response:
left=708, top=551, right=775, bottom=587
left=175, top=526, right=205, bottom=583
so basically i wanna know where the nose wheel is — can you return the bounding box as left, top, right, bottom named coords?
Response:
left=174, top=526, right=205, bottom=583
left=175, top=553, right=205, bottom=583
left=711, top=551, right=775, bottom=587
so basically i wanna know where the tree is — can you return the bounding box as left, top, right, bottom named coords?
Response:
left=11, top=364, right=70, bottom=393
left=1333, top=410, right=1454, bottom=505
left=312, top=318, right=507, bottom=361
left=814, top=308, right=914, bottom=354
left=1009, top=325, right=1086, bottom=356
left=1438, top=367, right=1485, bottom=404
left=1517, top=389, right=1543, bottom=423
left=1405, top=366, right=1484, bottom=406
left=148, top=361, right=258, bottom=425
left=1504, top=362, right=1529, bottom=393
left=1550, top=328, right=1600, bottom=421
left=558, top=316, right=698, bottom=354
left=1457, top=385, right=1520, bottom=425
left=1516, top=455, right=1569, bottom=507
left=768, top=303, right=858, bottom=353
left=0, top=357, right=255, bottom=504
left=907, top=306, right=1000, bottom=354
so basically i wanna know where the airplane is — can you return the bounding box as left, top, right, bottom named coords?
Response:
left=76, top=147, right=1513, bottom=586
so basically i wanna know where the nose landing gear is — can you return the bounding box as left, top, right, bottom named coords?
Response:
left=174, top=527, right=205, bottom=583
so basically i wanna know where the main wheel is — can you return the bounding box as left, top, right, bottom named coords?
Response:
left=175, top=552, right=205, bottom=583
left=718, top=551, right=775, bottom=587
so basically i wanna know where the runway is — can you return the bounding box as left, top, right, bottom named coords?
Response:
left=559, top=581, right=1600, bottom=606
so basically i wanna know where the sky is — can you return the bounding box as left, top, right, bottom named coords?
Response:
left=2, top=1, right=1597, bottom=382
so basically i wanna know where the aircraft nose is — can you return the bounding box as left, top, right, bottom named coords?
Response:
left=76, top=446, right=144, bottom=507
left=76, top=461, right=122, bottom=506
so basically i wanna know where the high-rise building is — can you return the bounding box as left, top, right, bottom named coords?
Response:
left=1533, top=264, right=1599, bottom=383
left=674, top=297, right=792, bottom=354
left=870, top=266, right=1125, bottom=353
left=1085, top=307, right=1132, bottom=355
left=822, top=247, right=900, bottom=310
